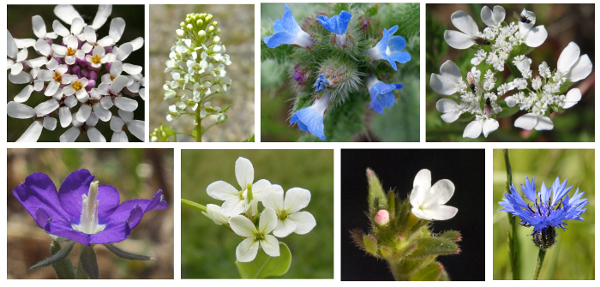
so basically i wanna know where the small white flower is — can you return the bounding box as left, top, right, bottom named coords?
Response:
left=556, top=42, right=593, bottom=83
left=516, top=9, right=548, bottom=48
left=463, top=115, right=499, bottom=138
left=110, top=109, right=145, bottom=142
left=562, top=88, right=581, bottom=109
left=410, top=169, right=458, bottom=221
left=514, top=112, right=553, bottom=131
left=206, top=157, right=272, bottom=217
left=480, top=5, right=505, bottom=27
left=229, top=208, right=280, bottom=262
left=202, top=204, right=230, bottom=225
left=430, top=60, right=464, bottom=95
left=444, top=10, right=483, bottom=49
left=436, top=98, right=463, bottom=123
left=85, top=45, right=110, bottom=68
left=262, top=185, right=316, bottom=238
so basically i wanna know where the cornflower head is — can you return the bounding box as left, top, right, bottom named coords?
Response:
left=7, top=5, right=145, bottom=142
left=154, top=12, right=232, bottom=142
left=499, top=176, right=588, bottom=250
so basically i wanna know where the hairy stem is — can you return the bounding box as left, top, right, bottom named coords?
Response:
left=532, top=248, right=546, bottom=280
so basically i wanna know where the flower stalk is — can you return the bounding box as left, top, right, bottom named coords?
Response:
left=532, top=248, right=546, bottom=279
left=503, top=149, right=519, bottom=279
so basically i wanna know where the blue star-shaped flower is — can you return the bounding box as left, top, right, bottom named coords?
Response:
left=367, top=76, right=404, bottom=114
left=316, top=11, right=352, bottom=35
left=366, top=25, right=411, bottom=71
left=263, top=4, right=314, bottom=48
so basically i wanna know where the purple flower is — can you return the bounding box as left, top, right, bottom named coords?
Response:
left=13, top=169, right=167, bottom=246
left=366, top=75, right=404, bottom=114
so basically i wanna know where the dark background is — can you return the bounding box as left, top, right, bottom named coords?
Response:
left=341, top=149, right=485, bottom=280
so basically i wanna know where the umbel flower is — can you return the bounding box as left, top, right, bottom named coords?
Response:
left=12, top=169, right=167, bottom=246
left=499, top=176, right=588, bottom=250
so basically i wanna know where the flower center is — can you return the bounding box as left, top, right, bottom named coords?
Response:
left=72, top=81, right=83, bottom=91
left=91, top=54, right=102, bottom=64
left=72, top=181, right=106, bottom=235
left=278, top=210, right=288, bottom=221
left=53, top=71, right=62, bottom=83
left=67, top=47, right=77, bottom=56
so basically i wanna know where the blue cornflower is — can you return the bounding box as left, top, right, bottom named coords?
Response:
left=263, top=4, right=315, bottom=49
left=366, top=75, right=404, bottom=114
left=313, top=73, right=331, bottom=92
left=290, top=93, right=330, bottom=140
left=317, top=11, right=352, bottom=46
left=365, top=25, right=411, bottom=71
left=499, top=176, right=588, bottom=249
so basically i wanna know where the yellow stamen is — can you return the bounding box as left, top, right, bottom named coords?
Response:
left=91, top=54, right=102, bottom=64
left=72, top=81, right=83, bottom=91
left=53, top=71, right=62, bottom=83
left=67, top=47, right=77, bottom=56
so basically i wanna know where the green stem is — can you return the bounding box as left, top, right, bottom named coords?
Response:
left=181, top=199, right=207, bottom=213
left=195, top=108, right=202, bottom=142
left=532, top=248, right=546, bottom=280
left=503, top=149, right=519, bottom=279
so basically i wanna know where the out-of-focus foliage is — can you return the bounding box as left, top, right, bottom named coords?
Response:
left=7, top=149, right=174, bottom=279
left=261, top=3, right=420, bottom=142
left=181, top=149, right=334, bottom=278
left=426, top=4, right=595, bottom=142
left=493, top=149, right=595, bottom=279
left=149, top=4, right=254, bottom=142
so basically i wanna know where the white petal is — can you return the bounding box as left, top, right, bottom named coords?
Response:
left=70, top=18, right=84, bottom=35
left=410, top=169, right=431, bottom=206
left=505, top=96, right=517, bottom=107
left=14, top=38, right=36, bottom=49
left=117, top=43, right=133, bottom=61
left=557, top=42, right=580, bottom=74
left=236, top=238, right=259, bottom=263
left=273, top=218, right=297, bottom=238
left=221, top=198, right=247, bottom=217
left=109, top=17, right=126, bottom=43
left=206, top=181, right=239, bottom=201
left=259, top=208, right=278, bottom=234
left=118, top=109, right=134, bottom=122
left=52, top=44, right=68, bottom=56
left=203, top=204, right=230, bottom=225
left=262, top=185, right=284, bottom=211
left=52, top=20, right=70, bottom=37
left=7, top=30, right=18, bottom=59
left=113, top=97, right=138, bottom=111
left=9, top=71, right=32, bottom=84
left=429, top=179, right=455, bottom=206
left=287, top=211, right=316, bottom=235
left=34, top=99, right=60, bottom=116
left=17, top=121, right=44, bottom=142
left=482, top=118, right=499, bottom=138
left=260, top=235, right=280, bottom=257
left=444, top=30, right=475, bottom=50
left=15, top=85, right=34, bottom=103
left=568, top=55, right=593, bottom=82
left=127, top=37, right=144, bottom=51
left=100, top=97, right=114, bottom=109
left=43, top=117, right=57, bottom=131
left=563, top=88, right=581, bottom=109
left=110, top=116, right=125, bottom=132
left=58, top=106, right=72, bottom=127
left=463, top=120, right=483, bottom=138
left=111, top=131, right=128, bottom=142
left=235, top=157, right=254, bottom=189
left=94, top=104, right=112, bottom=122
left=35, top=39, right=52, bottom=56
left=45, top=80, right=60, bottom=96
left=534, top=116, right=553, bottom=131
left=229, top=215, right=257, bottom=237
left=514, top=113, right=538, bottom=130
left=126, top=120, right=145, bottom=141
left=10, top=62, right=23, bottom=75
left=32, top=15, right=47, bottom=39
left=16, top=47, right=28, bottom=62
left=424, top=205, right=458, bottom=221
left=123, top=63, right=142, bottom=75
left=284, top=188, right=311, bottom=213
left=87, top=127, right=106, bottom=142
left=111, top=60, right=123, bottom=76
left=524, top=25, right=547, bottom=48
left=60, top=127, right=80, bottom=142
left=92, top=5, right=112, bottom=30
left=451, top=10, right=479, bottom=36
left=109, top=75, right=129, bottom=93
left=75, top=105, right=92, bottom=122
left=97, top=36, right=114, bottom=47
left=54, top=5, right=82, bottom=26
left=8, top=101, right=35, bottom=118
left=436, top=98, right=461, bottom=123
left=430, top=74, right=457, bottom=96
left=84, top=26, right=97, bottom=43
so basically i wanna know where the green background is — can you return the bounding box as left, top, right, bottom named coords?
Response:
left=181, top=149, right=334, bottom=278
left=493, top=149, right=595, bottom=279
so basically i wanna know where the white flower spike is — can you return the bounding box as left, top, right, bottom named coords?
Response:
left=229, top=207, right=280, bottom=262
left=262, top=185, right=317, bottom=238
left=410, top=169, right=458, bottom=221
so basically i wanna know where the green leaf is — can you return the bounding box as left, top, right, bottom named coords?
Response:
left=410, top=261, right=441, bottom=281
left=30, top=241, right=75, bottom=270
left=103, top=243, right=153, bottom=261
left=437, top=230, right=461, bottom=242
left=408, top=238, right=459, bottom=258
left=49, top=241, right=76, bottom=279
left=235, top=242, right=291, bottom=279
left=78, top=245, right=99, bottom=279
left=221, top=104, right=231, bottom=113
left=243, top=135, right=255, bottom=142
left=496, top=102, right=520, bottom=118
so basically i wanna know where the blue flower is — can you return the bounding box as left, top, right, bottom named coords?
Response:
left=263, top=4, right=314, bottom=49
left=365, top=25, right=411, bottom=71
left=366, top=75, right=404, bottom=114
left=290, top=94, right=330, bottom=140
left=499, top=176, right=588, bottom=248
left=313, top=73, right=331, bottom=92
left=317, top=11, right=352, bottom=46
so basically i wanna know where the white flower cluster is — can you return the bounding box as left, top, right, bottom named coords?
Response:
left=7, top=5, right=145, bottom=142
left=431, top=5, right=592, bottom=139
left=162, top=13, right=232, bottom=124
left=203, top=157, right=317, bottom=262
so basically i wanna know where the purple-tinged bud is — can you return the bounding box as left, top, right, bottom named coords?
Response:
left=292, top=64, right=309, bottom=84
left=81, top=69, right=89, bottom=78
left=375, top=210, right=389, bottom=226
left=72, top=65, right=81, bottom=75
left=105, top=46, right=113, bottom=53
left=360, top=19, right=371, bottom=31
left=86, top=79, right=96, bottom=89
left=105, top=62, right=112, bottom=71
left=89, top=71, right=98, bottom=80
left=45, top=39, right=53, bottom=46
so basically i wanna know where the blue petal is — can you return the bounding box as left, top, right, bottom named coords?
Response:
left=263, top=32, right=297, bottom=48
left=263, top=4, right=302, bottom=48
left=369, top=82, right=403, bottom=114
left=387, top=25, right=399, bottom=35
left=317, top=11, right=352, bottom=35
left=388, top=35, right=406, bottom=51
left=291, top=108, right=326, bottom=140
left=313, top=74, right=330, bottom=92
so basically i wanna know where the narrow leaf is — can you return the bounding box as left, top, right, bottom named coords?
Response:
left=103, top=243, right=153, bottom=260
left=50, top=240, right=76, bottom=279
left=30, top=241, right=75, bottom=270
left=79, top=245, right=99, bottom=279
left=235, top=242, right=291, bottom=279
left=437, top=230, right=461, bottom=242
left=407, top=238, right=458, bottom=258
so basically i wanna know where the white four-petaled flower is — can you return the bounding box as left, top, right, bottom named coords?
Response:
left=262, top=185, right=317, bottom=238
left=229, top=207, right=280, bottom=262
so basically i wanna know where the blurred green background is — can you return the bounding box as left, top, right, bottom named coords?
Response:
left=493, top=149, right=595, bottom=279
left=181, top=149, right=333, bottom=278
left=426, top=4, right=595, bottom=142
left=261, top=3, right=420, bottom=142
left=7, top=5, right=145, bottom=142
left=7, top=149, right=174, bottom=278
left=149, top=4, right=254, bottom=142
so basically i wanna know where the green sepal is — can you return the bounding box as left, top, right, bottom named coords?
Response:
left=407, top=238, right=459, bottom=258
left=49, top=240, right=76, bottom=279
left=30, top=241, right=76, bottom=270
left=387, top=191, right=396, bottom=218
left=235, top=242, right=291, bottom=279
left=161, top=124, right=176, bottom=137
left=409, top=261, right=442, bottom=281
left=366, top=168, right=387, bottom=210
left=221, top=104, right=231, bottom=113
left=436, top=230, right=462, bottom=242
left=78, top=245, right=99, bottom=279
left=362, top=234, right=378, bottom=256
left=350, top=229, right=366, bottom=251
left=103, top=243, right=153, bottom=261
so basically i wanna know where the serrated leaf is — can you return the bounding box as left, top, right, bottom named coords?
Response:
left=30, top=241, right=75, bottom=270
left=235, top=242, right=291, bottom=279
left=78, top=245, right=99, bottom=279
left=103, top=243, right=153, bottom=261
left=408, top=238, right=458, bottom=258
left=410, top=261, right=441, bottom=281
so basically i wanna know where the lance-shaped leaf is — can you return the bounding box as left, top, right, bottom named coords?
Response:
left=78, top=245, right=99, bottom=279
left=367, top=168, right=387, bottom=209
left=50, top=240, right=76, bottom=279
left=407, top=237, right=459, bottom=258
left=437, top=230, right=462, bottom=242
left=235, top=242, right=291, bottom=279
left=30, top=241, right=75, bottom=270
left=104, top=243, right=153, bottom=260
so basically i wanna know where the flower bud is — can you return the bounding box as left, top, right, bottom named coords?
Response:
left=533, top=226, right=556, bottom=251
left=213, top=36, right=221, bottom=44
left=374, top=210, right=389, bottom=226
left=180, top=22, right=185, bottom=28
left=186, top=24, right=193, bottom=31
left=198, top=30, right=206, bottom=39
left=205, top=14, right=213, bottom=22
left=207, top=26, right=215, bottom=33
left=196, top=19, right=204, bottom=27
left=212, top=21, right=218, bottom=27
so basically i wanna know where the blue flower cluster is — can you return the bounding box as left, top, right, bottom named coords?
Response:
left=499, top=176, right=588, bottom=247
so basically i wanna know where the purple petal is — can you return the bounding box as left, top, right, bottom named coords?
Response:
left=13, top=172, right=71, bottom=227
left=57, top=169, right=95, bottom=219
